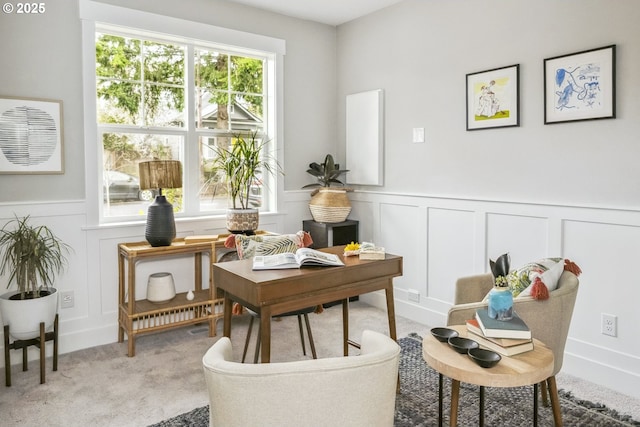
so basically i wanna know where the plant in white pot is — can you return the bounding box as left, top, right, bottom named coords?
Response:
left=303, top=154, right=352, bottom=223
left=210, top=131, right=282, bottom=233
left=0, top=216, right=70, bottom=340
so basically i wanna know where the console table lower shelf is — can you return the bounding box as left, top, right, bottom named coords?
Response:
left=118, top=290, right=222, bottom=345
left=117, top=237, right=229, bottom=357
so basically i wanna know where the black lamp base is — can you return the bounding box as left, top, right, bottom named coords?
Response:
left=145, top=195, right=176, bottom=247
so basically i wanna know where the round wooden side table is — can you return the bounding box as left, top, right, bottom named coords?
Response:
left=423, top=325, right=555, bottom=427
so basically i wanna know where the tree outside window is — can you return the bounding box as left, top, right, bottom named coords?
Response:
left=95, top=29, right=270, bottom=220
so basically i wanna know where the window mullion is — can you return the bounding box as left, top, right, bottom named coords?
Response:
left=184, top=44, right=200, bottom=216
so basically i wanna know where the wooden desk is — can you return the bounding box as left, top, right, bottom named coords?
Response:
left=213, top=246, right=403, bottom=363
left=423, top=325, right=555, bottom=427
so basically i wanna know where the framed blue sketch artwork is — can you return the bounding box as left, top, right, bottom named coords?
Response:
left=544, top=45, right=616, bottom=124
left=466, top=64, right=520, bottom=131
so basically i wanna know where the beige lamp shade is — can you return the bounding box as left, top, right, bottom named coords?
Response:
left=139, top=160, right=182, bottom=190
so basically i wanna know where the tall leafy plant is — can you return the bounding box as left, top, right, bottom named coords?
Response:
left=210, top=132, right=282, bottom=209
left=0, top=216, right=70, bottom=299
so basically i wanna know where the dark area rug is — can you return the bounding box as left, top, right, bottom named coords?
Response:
left=150, top=334, right=639, bottom=427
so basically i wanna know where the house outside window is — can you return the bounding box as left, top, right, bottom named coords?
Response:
left=81, top=1, right=284, bottom=224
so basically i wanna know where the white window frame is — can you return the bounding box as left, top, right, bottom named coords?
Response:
left=80, top=0, right=285, bottom=225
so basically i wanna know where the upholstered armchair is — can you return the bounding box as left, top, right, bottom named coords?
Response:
left=447, top=269, right=579, bottom=426
left=202, top=330, right=400, bottom=427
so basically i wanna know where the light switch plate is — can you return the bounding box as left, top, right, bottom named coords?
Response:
left=412, top=127, right=425, bottom=143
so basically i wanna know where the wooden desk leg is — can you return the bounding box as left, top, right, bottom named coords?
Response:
left=260, top=307, right=272, bottom=363
left=450, top=379, right=460, bottom=427
left=342, top=299, right=349, bottom=356
left=547, top=376, right=563, bottom=427
left=223, top=295, right=232, bottom=338
left=384, top=282, right=397, bottom=341
left=438, top=373, right=443, bottom=427
left=479, top=385, right=485, bottom=427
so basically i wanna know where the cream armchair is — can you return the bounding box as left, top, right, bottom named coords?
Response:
left=447, top=270, right=579, bottom=426
left=202, top=330, right=400, bottom=427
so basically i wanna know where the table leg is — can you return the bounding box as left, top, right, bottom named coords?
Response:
left=384, top=282, right=397, bottom=341
left=533, top=382, right=539, bottom=427
left=260, top=307, right=272, bottom=363
left=126, top=257, right=136, bottom=357
left=127, top=333, right=135, bottom=357
left=342, top=299, right=349, bottom=356
left=438, top=373, right=443, bottom=427
left=451, top=379, right=460, bottom=427
left=547, top=376, right=563, bottom=427
left=223, top=295, right=232, bottom=338
left=117, top=253, right=125, bottom=343
left=479, top=386, right=485, bottom=427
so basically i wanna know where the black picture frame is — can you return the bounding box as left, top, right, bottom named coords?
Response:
left=544, top=45, right=616, bottom=124
left=466, top=64, right=520, bottom=131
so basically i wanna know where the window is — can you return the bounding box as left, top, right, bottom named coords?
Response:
left=80, top=1, right=284, bottom=224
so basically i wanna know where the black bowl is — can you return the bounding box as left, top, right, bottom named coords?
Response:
left=430, top=327, right=459, bottom=342
left=448, top=336, right=479, bottom=354
left=468, top=347, right=501, bottom=368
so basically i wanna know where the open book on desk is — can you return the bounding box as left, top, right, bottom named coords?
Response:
left=252, top=248, right=345, bottom=270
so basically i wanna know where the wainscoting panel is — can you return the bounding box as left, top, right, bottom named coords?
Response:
left=2, top=194, right=639, bottom=399
left=486, top=212, right=550, bottom=268
left=338, top=191, right=640, bottom=399
left=379, top=202, right=422, bottom=292
left=427, top=207, right=476, bottom=303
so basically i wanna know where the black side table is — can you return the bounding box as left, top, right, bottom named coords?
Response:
left=302, top=219, right=359, bottom=249
left=303, top=219, right=360, bottom=307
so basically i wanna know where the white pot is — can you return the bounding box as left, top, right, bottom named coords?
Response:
left=0, top=288, right=58, bottom=340
left=147, top=272, right=176, bottom=304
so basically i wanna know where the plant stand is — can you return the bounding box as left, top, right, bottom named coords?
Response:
left=4, top=314, right=59, bottom=386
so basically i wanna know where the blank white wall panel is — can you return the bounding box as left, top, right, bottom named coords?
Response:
left=346, top=89, right=384, bottom=186
left=427, top=208, right=476, bottom=302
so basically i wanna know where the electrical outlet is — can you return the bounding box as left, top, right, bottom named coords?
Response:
left=601, top=313, right=617, bottom=337
left=408, top=289, right=420, bottom=303
left=61, top=290, right=74, bottom=309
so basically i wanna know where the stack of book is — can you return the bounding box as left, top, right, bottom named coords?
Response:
left=465, top=308, right=534, bottom=356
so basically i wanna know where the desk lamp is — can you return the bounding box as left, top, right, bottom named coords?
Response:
left=138, top=160, right=182, bottom=247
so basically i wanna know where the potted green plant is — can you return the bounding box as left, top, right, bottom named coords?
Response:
left=0, top=215, right=70, bottom=340
left=303, top=154, right=352, bottom=223
left=210, top=131, right=282, bottom=233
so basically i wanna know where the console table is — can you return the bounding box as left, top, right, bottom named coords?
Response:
left=117, top=236, right=229, bottom=357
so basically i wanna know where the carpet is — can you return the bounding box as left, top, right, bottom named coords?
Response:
left=149, top=335, right=639, bottom=427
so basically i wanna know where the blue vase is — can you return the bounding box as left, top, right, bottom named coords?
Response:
left=488, top=287, right=513, bottom=321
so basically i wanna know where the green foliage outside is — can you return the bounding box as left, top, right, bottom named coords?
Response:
left=95, top=31, right=266, bottom=208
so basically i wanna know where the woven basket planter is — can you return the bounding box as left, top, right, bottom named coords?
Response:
left=226, top=208, right=259, bottom=233
left=309, top=188, right=352, bottom=223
